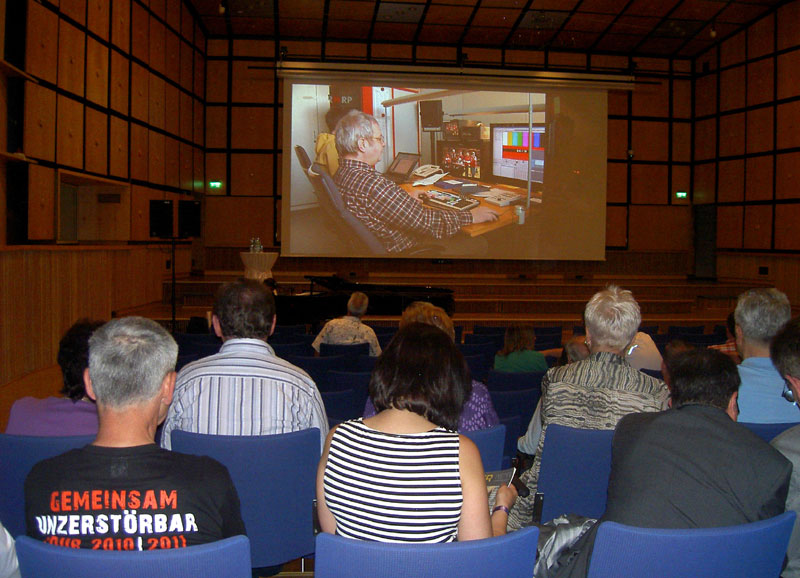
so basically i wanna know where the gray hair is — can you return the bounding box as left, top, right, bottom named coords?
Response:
left=335, top=110, right=378, bottom=155
left=735, top=288, right=791, bottom=344
left=88, top=317, right=178, bottom=409
left=347, top=291, right=369, bottom=317
left=584, top=285, right=641, bottom=352
left=771, top=318, right=800, bottom=380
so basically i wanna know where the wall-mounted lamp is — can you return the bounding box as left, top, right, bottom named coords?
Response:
left=218, top=1, right=226, bottom=15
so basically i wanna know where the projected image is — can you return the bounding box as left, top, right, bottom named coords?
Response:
left=491, top=125, right=545, bottom=185
left=282, top=80, right=608, bottom=261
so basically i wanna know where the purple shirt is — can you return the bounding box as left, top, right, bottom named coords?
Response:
left=5, top=397, right=98, bottom=436
left=363, top=380, right=500, bottom=432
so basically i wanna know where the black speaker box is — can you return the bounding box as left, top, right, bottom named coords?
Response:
left=420, top=100, right=443, bottom=132
left=149, top=200, right=173, bottom=239
left=178, top=200, right=201, bottom=238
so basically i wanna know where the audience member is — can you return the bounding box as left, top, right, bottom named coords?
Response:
left=363, top=302, right=499, bottom=431
left=6, top=319, right=103, bottom=436
left=25, top=317, right=246, bottom=549
left=314, top=105, right=348, bottom=177
left=311, top=291, right=381, bottom=356
left=624, top=331, right=662, bottom=371
left=317, top=322, right=517, bottom=542
left=735, top=288, right=796, bottom=423
left=556, top=335, right=590, bottom=366
left=660, top=339, right=694, bottom=391
left=334, top=110, right=497, bottom=254
left=494, top=324, right=548, bottom=372
left=769, top=318, right=800, bottom=578
left=510, top=286, right=669, bottom=531
left=0, top=522, right=19, bottom=578
left=550, top=348, right=791, bottom=577
left=161, top=278, right=328, bottom=449
left=708, top=311, right=741, bottom=364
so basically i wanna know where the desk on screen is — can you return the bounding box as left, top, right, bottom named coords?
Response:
left=400, top=182, right=540, bottom=237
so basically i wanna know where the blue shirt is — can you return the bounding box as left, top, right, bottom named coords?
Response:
left=738, top=357, right=800, bottom=424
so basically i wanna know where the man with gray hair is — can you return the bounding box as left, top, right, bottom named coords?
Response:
left=25, top=317, right=245, bottom=550
left=734, top=288, right=796, bottom=423
left=333, top=110, right=498, bottom=254
left=312, top=291, right=381, bottom=356
left=161, top=278, right=328, bottom=449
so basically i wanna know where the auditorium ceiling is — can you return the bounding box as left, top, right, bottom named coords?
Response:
left=186, top=0, right=788, bottom=59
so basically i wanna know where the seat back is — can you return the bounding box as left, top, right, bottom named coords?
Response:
left=462, top=354, right=490, bottom=384
left=271, top=340, right=314, bottom=358
left=286, top=354, right=348, bottom=389
left=320, top=342, right=370, bottom=360
left=740, top=421, right=799, bottom=443
left=489, top=388, right=542, bottom=438
left=321, top=389, right=358, bottom=426
left=537, top=424, right=615, bottom=523
left=328, top=370, right=371, bottom=414
left=587, top=512, right=796, bottom=578
left=463, top=424, right=506, bottom=472
left=0, top=433, right=95, bottom=537
left=311, top=162, right=386, bottom=254
left=170, top=429, right=320, bottom=567
left=314, top=526, right=539, bottom=578
left=16, top=534, right=251, bottom=578
left=487, top=370, right=546, bottom=391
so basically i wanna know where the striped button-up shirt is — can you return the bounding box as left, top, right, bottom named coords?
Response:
left=161, top=338, right=328, bottom=450
left=335, top=158, right=472, bottom=253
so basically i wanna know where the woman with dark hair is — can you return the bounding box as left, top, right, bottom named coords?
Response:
left=5, top=319, right=103, bottom=436
left=494, top=324, right=548, bottom=372
left=317, top=323, right=517, bottom=543
left=363, top=302, right=499, bottom=431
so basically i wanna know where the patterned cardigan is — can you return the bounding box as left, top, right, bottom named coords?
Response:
left=506, top=351, right=670, bottom=531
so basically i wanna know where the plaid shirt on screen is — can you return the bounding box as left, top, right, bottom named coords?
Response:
left=335, top=158, right=472, bottom=253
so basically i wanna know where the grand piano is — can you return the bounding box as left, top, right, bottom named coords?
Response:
left=274, top=275, right=454, bottom=328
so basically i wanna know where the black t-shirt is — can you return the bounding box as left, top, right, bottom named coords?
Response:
left=25, top=444, right=246, bottom=551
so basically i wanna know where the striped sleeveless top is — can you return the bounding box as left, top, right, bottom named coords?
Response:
left=323, top=418, right=463, bottom=543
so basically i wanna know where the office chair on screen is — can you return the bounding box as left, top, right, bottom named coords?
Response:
left=315, top=526, right=540, bottom=578
left=16, top=535, right=251, bottom=578
left=586, top=512, right=796, bottom=578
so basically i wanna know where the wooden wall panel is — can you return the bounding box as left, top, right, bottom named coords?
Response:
left=165, top=136, right=180, bottom=188
left=718, top=113, right=745, bottom=157
left=746, top=107, right=774, bottom=154
left=148, top=73, right=165, bottom=129
left=206, top=60, right=228, bottom=102
left=180, top=91, right=193, bottom=140
left=205, top=106, right=227, bottom=149
left=694, top=118, right=716, bottom=160
left=131, top=1, right=149, bottom=63
left=56, top=95, right=84, bottom=169
left=719, top=65, right=745, bottom=112
left=148, top=129, right=165, bottom=184
left=88, top=0, right=110, bottom=41
left=149, top=16, right=166, bottom=74
left=205, top=153, right=226, bottom=195
left=60, top=0, right=87, bottom=25
left=606, top=163, right=627, bottom=204
left=131, top=63, right=149, bottom=121
left=747, top=59, right=774, bottom=106
left=776, top=100, right=800, bottom=149
left=630, top=165, right=668, bottom=204
left=110, top=50, right=130, bottom=113
left=165, top=84, right=179, bottom=135
left=230, top=153, right=272, bottom=195
left=0, top=246, right=189, bottom=386
left=743, top=205, right=773, bottom=250
left=775, top=205, right=800, bottom=250
left=717, top=206, right=743, bottom=248
left=130, top=123, right=149, bottom=180
left=605, top=205, right=627, bottom=247
left=627, top=206, right=691, bottom=251
left=109, top=116, right=129, bottom=178
left=166, top=30, right=180, bottom=83
left=777, top=50, right=800, bottom=100
left=717, top=253, right=800, bottom=306
left=631, top=121, right=668, bottom=162
left=777, top=1, right=800, bottom=50
left=25, top=0, right=58, bottom=84
left=27, top=165, right=56, bottom=240
left=84, top=107, right=108, bottom=175
left=204, top=196, right=273, bottom=246
left=717, top=160, right=744, bottom=203
left=112, top=0, right=131, bottom=52
left=23, top=82, right=57, bottom=162
left=631, top=79, right=668, bottom=117
left=776, top=151, right=800, bottom=200
left=231, top=61, right=273, bottom=103
left=180, top=142, right=193, bottom=190
left=231, top=107, right=272, bottom=149
left=86, top=37, right=109, bottom=107
left=58, top=20, right=86, bottom=96
left=745, top=156, right=773, bottom=201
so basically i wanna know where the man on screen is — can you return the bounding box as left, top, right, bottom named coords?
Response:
left=334, top=110, right=498, bottom=254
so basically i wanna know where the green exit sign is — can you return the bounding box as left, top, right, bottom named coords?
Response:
left=675, top=191, right=687, bottom=199
left=209, top=181, right=222, bottom=189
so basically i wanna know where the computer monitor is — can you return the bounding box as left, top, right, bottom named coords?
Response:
left=489, top=123, right=545, bottom=187
left=384, top=152, right=420, bottom=183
